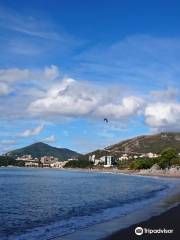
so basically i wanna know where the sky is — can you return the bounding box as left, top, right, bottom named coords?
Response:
left=0, top=0, right=180, bottom=154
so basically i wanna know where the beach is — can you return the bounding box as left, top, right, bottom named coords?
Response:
left=101, top=169, right=180, bottom=240
left=63, top=167, right=180, bottom=178
left=51, top=169, right=180, bottom=240
left=104, top=203, right=180, bottom=240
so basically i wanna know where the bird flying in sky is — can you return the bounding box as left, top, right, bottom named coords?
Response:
left=104, top=118, right=108, bottom=123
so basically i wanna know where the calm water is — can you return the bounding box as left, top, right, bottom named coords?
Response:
left=0, top=167, right=177, bottom=240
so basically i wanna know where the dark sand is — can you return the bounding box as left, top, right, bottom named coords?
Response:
left=104, top=204, right=180, bottom=240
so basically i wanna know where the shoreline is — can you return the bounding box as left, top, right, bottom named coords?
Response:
left=53, top=188, right=180, bottom=240
left=103, top=203, right=180, bottom=240
left=62, top=167, right=180, bottom=179
left=51, top=170, right=180, bottom=240
left=1, top=167, right=179, bottom=240
left=1, top=165, right=180, bottom=179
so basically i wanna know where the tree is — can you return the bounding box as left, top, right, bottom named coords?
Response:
left=161, top=148, right=177, bottom=161
left=160, top=148, right=177, bottom=168
left=64, top=159, right=93, bottom=168
left=129, top=158, right=156, bottom=170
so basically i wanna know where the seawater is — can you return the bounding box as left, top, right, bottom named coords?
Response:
left=0, top=167, right=178, bottom=240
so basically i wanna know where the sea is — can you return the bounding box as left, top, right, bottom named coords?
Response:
left=0, top=167, right=179, bottom=240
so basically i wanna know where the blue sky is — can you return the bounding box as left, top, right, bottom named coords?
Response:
left=0, top=0, right=180, bottom=154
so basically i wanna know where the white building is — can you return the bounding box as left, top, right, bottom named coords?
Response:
left=93, top=159, right=102, bottom=165
left=104, top=156, right=114, bottom=167
left=99, top=156, right=114, bottom=167
left=145, top=152, right=159, bottom=158
left=88, top=154, right=115, bottom=167
left=16, top=155, right=33, bottom=161
left=67, top=158, right=78, bottom=161
left=50, top=161, right=68, bottom=168
left=119, top=154, right=129, bottom=161
left=89, top=155, right=96, bottom=162
left=90, top=155, right=104, bottom=165
left=25, top=162, right=39, bottom=167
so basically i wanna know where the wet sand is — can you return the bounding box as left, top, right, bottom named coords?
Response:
left=104, top=204, right=180, bottom=240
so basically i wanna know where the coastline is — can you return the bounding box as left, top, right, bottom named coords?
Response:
left=51, top=169, right=180, bottom=240
left=2, top=165, right=180, bottom=179
left=62, top=167, right=180, bottom=179
left=1, top=167, right=179, bottom=240
left=52, top=187, right=180, bottom=240
left=103, top=203, right=180, bottom=240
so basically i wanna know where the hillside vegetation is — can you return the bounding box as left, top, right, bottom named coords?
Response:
left=118, top=148, right=180, bottom=170
left=0, top=156, right=25, bottom=167
left=7, top=142, right=81, bottom=161
left=106, top=132, right=180, bottom=154
left=88, top=132, right=180, bottom=158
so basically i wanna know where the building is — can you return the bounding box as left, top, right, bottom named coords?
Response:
left=67, top=158, right=78, bottom=161
left=16, top=155, right=34, bottom=161
left=103, top=156, right=115, bottom=167
left=88, top=154, right=116, bottom=167
left=25, top=162, right=39, bottom=167
left=40, top=156, right=58, bottom=165
left=89, top=155, right=95, bottom=162
left=89, top=155, right=104, bottom=165
left=119, top=154, right=129, bottom=161
left=50, top=161, right=68, bottom=168
left=145, top=152, right=159, bottom=158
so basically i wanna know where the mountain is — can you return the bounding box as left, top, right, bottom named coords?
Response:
left=88, top=132, right=180, bottom=157
left=7, top=142, right=81, bottom=161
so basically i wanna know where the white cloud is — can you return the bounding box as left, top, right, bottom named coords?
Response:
left=0, top=68, right=31, bottom=83
left=0, top=82, right=11, bottom=95
left=27, top=78, right=180, bottom=132
left=29, top=78, right=98, bottom=117
left=28, top=78, right=144, bottom=120
left=0, top=64, right=180, bottom=135
left=150, top=88, right=179, bottom=101
left=19, top=124, right=44, bottom=137
left=0, top=140, right=16, bottom=145
left=0, top=65, right=60, bottom=119
left=0, top=65, right=59, bottom=83
left=94, top=96, right=144, bottom=119
left=43, top=135, right=56, bottom=143
left=144, top=102, right=180, bottom=131
left=0, top=65, right=60, bottom=121
left=44, top=65, right=60, bottom=81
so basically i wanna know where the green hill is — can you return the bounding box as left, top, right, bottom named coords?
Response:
left=106, top=132, right=180, bottom=153
left=7, top=142, right=81, bottom=161
left=88, top=132, right=180, bottom=157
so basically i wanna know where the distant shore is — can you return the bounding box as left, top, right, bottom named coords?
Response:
left=63, top=167, right=180, bottom=179
left=2, top=165, right=180, bottom=178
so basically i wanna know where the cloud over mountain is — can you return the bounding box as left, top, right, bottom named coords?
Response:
left=19, top=124, right=44, bottom=137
